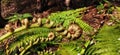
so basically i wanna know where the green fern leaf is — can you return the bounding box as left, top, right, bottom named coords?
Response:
left=85, top=24, right=120, bottom=55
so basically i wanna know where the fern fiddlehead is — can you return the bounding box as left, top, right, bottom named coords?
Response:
left=0, top=7, right=95, bottom=55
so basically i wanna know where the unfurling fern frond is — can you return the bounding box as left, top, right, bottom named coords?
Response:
left=48, top=7, right=93, bottom=33
left=8, top=27, right=52, bottom=54
left=75, top=18, right=93, bottom=33
left=2, top=27, right=53, bottom=55
left=85, top=24, right=120, bottom=55
left=49, top=7, right=86, bottom=27
left=0, top=7, right=94, bottom=55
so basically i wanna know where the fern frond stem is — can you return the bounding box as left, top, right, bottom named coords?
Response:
left=0, top=23, right=42, bottom=41
left=14, top=26, right=26, bottom=32
left=43, top=21, right=54, bottom=28
left=20, top=41, right=32, bottom=55
left=80, top=40, right=90, bottom=55
left=30, top=23, right=39, bottom=28
left=54, top=26, right=64, bottom=32
left=0, top=32, right=12, bottom=41
left=0, top=26, right=26, bottom=41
